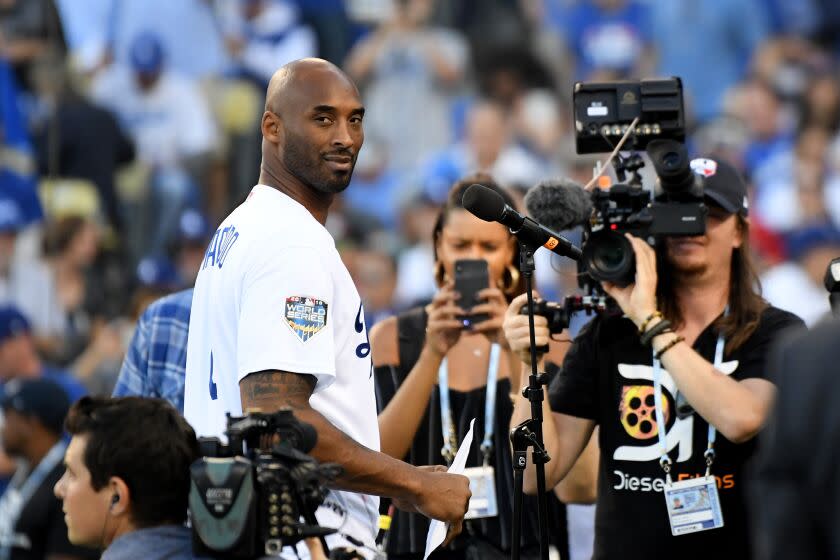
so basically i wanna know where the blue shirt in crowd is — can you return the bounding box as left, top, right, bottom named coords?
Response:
left=42, top=367, right=88, bottom=404
left=0, top=368, right=86, bottom=407
left=112, top=289, right=193, bottom=412
left=344, top=167, right=406, bottom=230
left=561, top=0, right=653, bottom=79
left=0, top=60, right=43, bottom=226
left=651, top=0, right=769, bottom=122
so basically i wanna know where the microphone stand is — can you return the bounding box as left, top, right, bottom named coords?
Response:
left=510, top=242, right=551, bottom=560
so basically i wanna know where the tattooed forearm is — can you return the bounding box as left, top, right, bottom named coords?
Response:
left=241, top=371, right=427, bottom=502
left=240, top=371, right=316, bottom=411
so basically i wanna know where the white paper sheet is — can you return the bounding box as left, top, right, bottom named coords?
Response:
left=423, top=418, right=475, bottom=559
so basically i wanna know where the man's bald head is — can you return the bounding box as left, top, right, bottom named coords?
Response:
left=259, top=57, right=365, bottom=197
left=265, top=58, right=359, bottom=116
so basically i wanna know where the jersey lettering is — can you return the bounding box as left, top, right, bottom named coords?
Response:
left=354, top=302, right=371, bottom=360
left=208, top=351, right=217, bottom=400
left=285, top=304, right=327, bottom=323
left=202, top=225, right=240, bottom=270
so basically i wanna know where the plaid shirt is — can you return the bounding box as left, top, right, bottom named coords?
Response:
left=113, top=289, right=193, bottom=412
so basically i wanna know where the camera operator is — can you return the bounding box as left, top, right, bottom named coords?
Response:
left=53, top=396, right=200, bottom=560
left=504, top=158, right=805, bottom=559
left=183, top=58, right=470, bottom=558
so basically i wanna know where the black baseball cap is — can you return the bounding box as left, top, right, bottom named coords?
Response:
left=1, top=377, right=70, bottom=435
left=690, top=157, right=749, bottom=217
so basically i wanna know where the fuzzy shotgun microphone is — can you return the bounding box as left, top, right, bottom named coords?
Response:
left=524, top=178, right=594, bottom=233
left=462, top=184, right=581, bottom=260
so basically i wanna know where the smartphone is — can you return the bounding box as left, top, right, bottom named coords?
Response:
left=453, top=259, right=490, bottom=329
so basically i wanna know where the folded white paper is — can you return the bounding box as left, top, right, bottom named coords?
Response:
left=423, top=418, right=475, bottom=559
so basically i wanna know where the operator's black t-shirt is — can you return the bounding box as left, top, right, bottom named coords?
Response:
left=10, top=462, right=99, bottom=560
left=548, top=305, right=803, bottom=560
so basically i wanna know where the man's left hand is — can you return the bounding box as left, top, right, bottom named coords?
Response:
left=601, top=234, right=659, bottom=328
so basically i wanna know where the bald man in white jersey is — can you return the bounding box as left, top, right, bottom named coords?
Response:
left=183, top=58, right=470, bottom=558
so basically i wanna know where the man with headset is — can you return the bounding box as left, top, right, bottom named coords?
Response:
left=53, top=396, right=200, bottom=560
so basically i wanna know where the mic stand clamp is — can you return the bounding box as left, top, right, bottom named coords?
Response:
left=509, top=242, right=552, bottom=560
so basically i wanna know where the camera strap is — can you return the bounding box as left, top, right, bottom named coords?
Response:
left=654, top=330, right=727, bottom=536
left=438, top=343, right=500, bottom=467
left=653, top=330, right=724, bottom=480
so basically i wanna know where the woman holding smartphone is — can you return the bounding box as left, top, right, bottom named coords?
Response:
left=370, top=175, right=587, bottom=559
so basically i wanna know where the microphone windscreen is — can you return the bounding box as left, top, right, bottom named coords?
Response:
left=462, top=184, right=506, bottom=222
left=524, top=178, right=593, bottom=232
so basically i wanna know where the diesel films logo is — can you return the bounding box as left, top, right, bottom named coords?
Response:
left=612, top=361, right=739, bottom=463
left=613, top=471, right=736, bottom=493
left=613, top=470, right=666, bottom=493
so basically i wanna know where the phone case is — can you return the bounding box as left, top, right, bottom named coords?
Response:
left=453, top=259, right=490, bottom=329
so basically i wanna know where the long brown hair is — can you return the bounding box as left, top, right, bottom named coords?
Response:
left=656, top=215, right=767, bottom=353
left=42, top=215, right=88, bottom=257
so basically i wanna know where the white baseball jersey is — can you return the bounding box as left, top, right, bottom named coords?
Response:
left=184, top=184, right=380, bottom=551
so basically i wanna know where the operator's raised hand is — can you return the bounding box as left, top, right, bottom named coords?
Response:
left=503, top=292, right=550, bottom=365
left=601, top=234, right=658, bottom=328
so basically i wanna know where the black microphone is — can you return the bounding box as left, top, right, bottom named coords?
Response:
left=462, top=184, right=582, bottom=260
left=524, top=178, right=593, bottom=233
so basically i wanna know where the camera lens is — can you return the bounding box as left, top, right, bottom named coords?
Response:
left=660, top=151, right=681, bottom=171
left=582, top=231, right=636, bottom=287
left=593, top=238, right=625, bottom=270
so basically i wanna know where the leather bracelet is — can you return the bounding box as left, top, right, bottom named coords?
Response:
left=640, top=319, right=672, bottom=346
left=655, top=335, right=685, bottom=360
left=638, top=311, right=663, bottom=335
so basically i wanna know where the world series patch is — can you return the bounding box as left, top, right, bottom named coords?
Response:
left=285, top=296, right=328, bottom=342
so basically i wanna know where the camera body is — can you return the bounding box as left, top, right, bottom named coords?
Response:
left=573, top=78, right=685, bottom=155
left=574, top=78, right=707, bottom=289
left=189, top=410, right=341, bottom=559
left=519, top=296, right=620, bottom=337
left=526, top=299, right=571, bottom=335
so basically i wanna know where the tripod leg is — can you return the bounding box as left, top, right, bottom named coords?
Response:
left=535, top=460, right=550, bottom=560
left=512, top=464, right=524, bottom=560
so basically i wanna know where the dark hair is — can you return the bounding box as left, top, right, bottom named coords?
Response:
left=65, top=396, right=200, bottom=528
left=431, top=173, right=525, bottom=299
left=656, top=215, right=767, bottom=353
left=42, top=215, right=88, bottom=257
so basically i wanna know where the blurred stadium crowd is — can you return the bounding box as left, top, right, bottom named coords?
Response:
left=1, top=0, right=840, bottom=425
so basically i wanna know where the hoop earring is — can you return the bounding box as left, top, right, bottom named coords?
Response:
left=500, top=264, right=520, bottom=295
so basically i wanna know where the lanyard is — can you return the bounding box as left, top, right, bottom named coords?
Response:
left=652, top=327, right=725, bottom=481
left=0, top=441, right=66, bottom=560
left=438, top=343, right=500, bottom=466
